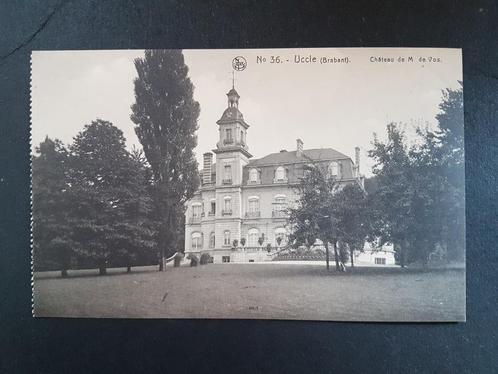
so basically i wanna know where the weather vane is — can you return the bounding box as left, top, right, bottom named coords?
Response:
left=229, top=70, right=235, bottom=89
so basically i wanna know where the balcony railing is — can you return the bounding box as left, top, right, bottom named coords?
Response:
left=245, top=211, right=261, bottom=218
left=240, top=246, right=278, bottom=253
left=189, top=216, right=202, bottom=224
left=247, top=179, right=261, bottom=185
left=221, top=209, right=232, bottom=216
left=273, top=177, right=288, bottom=184
left=208, top=211, right=215, bottom=216
left=272, top=210, right=288, bottom=218
left=222, top=178, right=233, bottom=185
left=223, top=139, right=234, bottom=145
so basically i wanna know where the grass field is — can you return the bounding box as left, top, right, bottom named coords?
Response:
left=33, top=263, right=465, bottom=321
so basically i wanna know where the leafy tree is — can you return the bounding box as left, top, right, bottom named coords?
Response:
left=368, top=124, right=415, bottom=267
left=289, top=162, right=342, bottom=271
left=334, top=184, right=368, bottom=268
left=369, top=88, right=464, bottom=267
left=131, top=49, right=200, bottom=271
left=32, top=137, right=73, bottom=277
left=69, top=120, right=151, bottom=275
left=433, top=84, right=465, bottom=260
left=115, top=148, right=157, bottom=272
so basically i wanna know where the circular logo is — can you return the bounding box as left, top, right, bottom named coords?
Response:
left=232, top=56, right=247, bottom=71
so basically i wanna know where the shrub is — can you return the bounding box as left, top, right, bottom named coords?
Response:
left=240, top=237, right=246, bottom=247
left=200, top=253, right=212, bottom=265
left=174, top=252, right=184, bottom=267
left=187, top=254, right=199, bottom=267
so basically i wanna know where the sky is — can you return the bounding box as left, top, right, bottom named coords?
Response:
left=31, top=48, right=462, bottom=176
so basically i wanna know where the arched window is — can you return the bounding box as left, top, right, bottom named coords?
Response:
left=274, top=194, right=286, bottom=210
left=248, top=228, right=260, bottom=247
left=329, top=161, right=339, bottom=177
left=223, top=230, right=231, bottom=246
left=248, top=196, right=260, bottom=213
left=275, top=166, right=286, bottom=181
left=209, top=232, right=215, bottom=248
left=273, top=194, right=287, bottom=217
left=249, top=168, right=259, bottom=183
left=191, top=232, right=202, bottom=250
left=275, top=227, right=287, bottom=246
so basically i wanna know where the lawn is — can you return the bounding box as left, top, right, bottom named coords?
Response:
left=33, top=263, right=465, bottom=321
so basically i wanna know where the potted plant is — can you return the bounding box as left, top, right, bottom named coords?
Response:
left=232, top=239, right=239, bottom=249
left=240, top=237, right=246, bottom=247
left=258, top=236, right=264, bottom=246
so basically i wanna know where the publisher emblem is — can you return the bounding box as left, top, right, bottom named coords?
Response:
left=232, top=56, right=247, bottom=71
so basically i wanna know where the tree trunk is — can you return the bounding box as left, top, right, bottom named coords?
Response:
left=333, top=241, right=340, bottom=271
left=61, top=268, right=68, bottom=278
left=350, top=248, right=355, bottom=269
left=99, top=266, right=107, bottom=275
left=399, top=241, right=406, bottom=268
left=324, top=242, right=330, bottom=271
left=158, top=246, right=165, bottom=271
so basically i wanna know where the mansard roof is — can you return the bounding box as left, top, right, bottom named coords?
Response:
left=248, top=148, right=350, bottom=167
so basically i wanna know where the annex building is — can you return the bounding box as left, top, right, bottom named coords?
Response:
left=184, top=86, right=371, bottom=264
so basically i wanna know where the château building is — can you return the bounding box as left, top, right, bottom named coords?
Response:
left=184, top=86, right=366, bottom=263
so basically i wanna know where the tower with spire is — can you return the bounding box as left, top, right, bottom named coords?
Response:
left=184, top=80, right=366, bottom=264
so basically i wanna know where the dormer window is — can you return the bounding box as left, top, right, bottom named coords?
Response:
left=274, top=166, right=287, bottom=183
left=329, top=161, right=339, bottom=178
left=249, top=168, right=259, bottom=184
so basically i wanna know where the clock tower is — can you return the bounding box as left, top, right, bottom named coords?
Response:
left=212, top=85, right=252, bottom=249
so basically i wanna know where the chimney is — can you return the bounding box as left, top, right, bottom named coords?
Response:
left=355, top=147, right=360, bottom=175
left=296, top=139, right=304, bottom=157
left=203, top=152, right=213, bottom=185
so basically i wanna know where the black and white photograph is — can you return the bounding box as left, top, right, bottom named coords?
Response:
left=31, top=48, right=465, bottom=321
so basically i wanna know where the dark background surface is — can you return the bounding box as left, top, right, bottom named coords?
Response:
left=1, top=1, right=497, bottom=373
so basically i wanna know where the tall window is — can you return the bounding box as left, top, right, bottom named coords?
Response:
left=375, top=257, right=386, bottom=265
left=223, top=196, right=231, bottom=212
left=274, top=195, right=286, bottom=210
left=275, top=166, right=286, bottom=181
left=226, top=128, right=233, bottom=142
left=329, top=161, right=339, bottom=177
left=248, top=228, right=259, bottom=247
left=210, top=201, right=216, bottom=215
left=209, top=232, right=215, bottom=248
left=240, top=130, right=244, bottom=144
left=192, top=204, right=202, bottom=218
left=191, top=232, right=202, bottom=250
left=248, top=197, right=259, bottom=213
left=249, top=168, right=258, bottom=183
left=224, top=230, right=231, bottom=246
left=224, top=164, right=232, bottom=182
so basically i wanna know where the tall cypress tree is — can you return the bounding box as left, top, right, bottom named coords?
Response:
left=131, top=50, right=200, bottom=270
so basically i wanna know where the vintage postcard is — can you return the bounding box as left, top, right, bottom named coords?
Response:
left=31, top=48, right=465, bottom=321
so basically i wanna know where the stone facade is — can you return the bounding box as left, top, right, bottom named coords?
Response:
left=184, top=86, right=364, bottom=264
